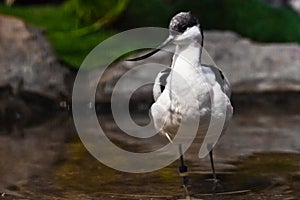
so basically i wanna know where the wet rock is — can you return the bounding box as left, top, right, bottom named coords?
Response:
left=96, top=31, right=300, bottom=103
left=0, top=15, right=73, bottom=122
left=204, top=31, right=300, bottom=93
left=0, top=15, right=71, bottom=99
left=289, top=0, right=300, bottom=15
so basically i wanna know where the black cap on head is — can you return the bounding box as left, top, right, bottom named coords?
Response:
left=126, top=12, right=203, bottom=62
left=169, top=12, right=199, bottom=34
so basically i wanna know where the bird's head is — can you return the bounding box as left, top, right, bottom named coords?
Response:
left=127, top=11, right=203, bottom=61
left=169, top=11, right=202, bottom=45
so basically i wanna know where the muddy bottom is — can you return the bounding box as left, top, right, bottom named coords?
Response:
left=0, top=109, right=299, bottom=200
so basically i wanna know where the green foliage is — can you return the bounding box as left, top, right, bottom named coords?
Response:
left=48, top=31, right=113, bottom=67
left=119, top=0, right=300, bottom=43
left=69, top=0, right=130, bottom=36
left=210, top=0, right=298, bottom=43
left=0, top=0, right=132, bottom=68
left=0, top=3, right=115, bottom=68
left=117, top=0, right=173, bottom=28
left=64, top=0, right=130, bottom=29
left=185, top=0, right=300, bottom=43
left=0, top=4, right=78, bottom=31
left=0, top=0, right=299, bottom=69
left=64, top=0, right=114, bottom=23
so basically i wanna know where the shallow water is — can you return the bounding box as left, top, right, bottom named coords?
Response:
left=0, top=102, right=300, bottom=200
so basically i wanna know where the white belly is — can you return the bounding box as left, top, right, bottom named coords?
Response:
left=150, top=63, right=233, bottom=143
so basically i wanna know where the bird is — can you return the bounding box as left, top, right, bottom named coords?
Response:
left=127, top=11, right=233, bottom=196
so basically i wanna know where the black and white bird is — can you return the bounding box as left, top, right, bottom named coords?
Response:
left=127, top=12, right=233, bottom=195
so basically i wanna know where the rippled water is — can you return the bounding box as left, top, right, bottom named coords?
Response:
left=0, top=96, right=300, bottom=200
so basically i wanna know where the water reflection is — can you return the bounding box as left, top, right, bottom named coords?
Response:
left=0, top=97, right=299, bottom=199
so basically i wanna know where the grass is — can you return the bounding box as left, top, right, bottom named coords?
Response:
left=0, top=3, right=115, bottom=68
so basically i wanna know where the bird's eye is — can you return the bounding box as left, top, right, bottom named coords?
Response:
left=180, top=25, right=188, bottom=33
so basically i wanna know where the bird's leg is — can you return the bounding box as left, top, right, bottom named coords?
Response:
left=208, top=145, right=222, bottom=192
left=209, top=149, right=217, bottom=182
left=178, top=144, right=190, bottom=198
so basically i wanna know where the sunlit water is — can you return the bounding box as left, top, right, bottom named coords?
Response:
left=0, top=98, right=299, bottom=200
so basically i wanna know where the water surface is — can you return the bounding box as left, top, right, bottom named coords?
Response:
left=0, top=99, right=299, bottom=200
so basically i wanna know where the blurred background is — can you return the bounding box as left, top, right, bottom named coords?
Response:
left=0, top=0, right=299, bottom=199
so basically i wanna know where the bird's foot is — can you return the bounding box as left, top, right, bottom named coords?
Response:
left=181, top=183, right=191, bottom=200
left=205, top=177, right=223, bottom=193
left=179, top=165, right=191, bottom=198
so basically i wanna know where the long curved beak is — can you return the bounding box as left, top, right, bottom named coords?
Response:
left=126, top=36, right=174, bottom=61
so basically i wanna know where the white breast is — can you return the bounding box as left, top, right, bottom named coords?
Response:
left=150, top=42, right=233, bottom=142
